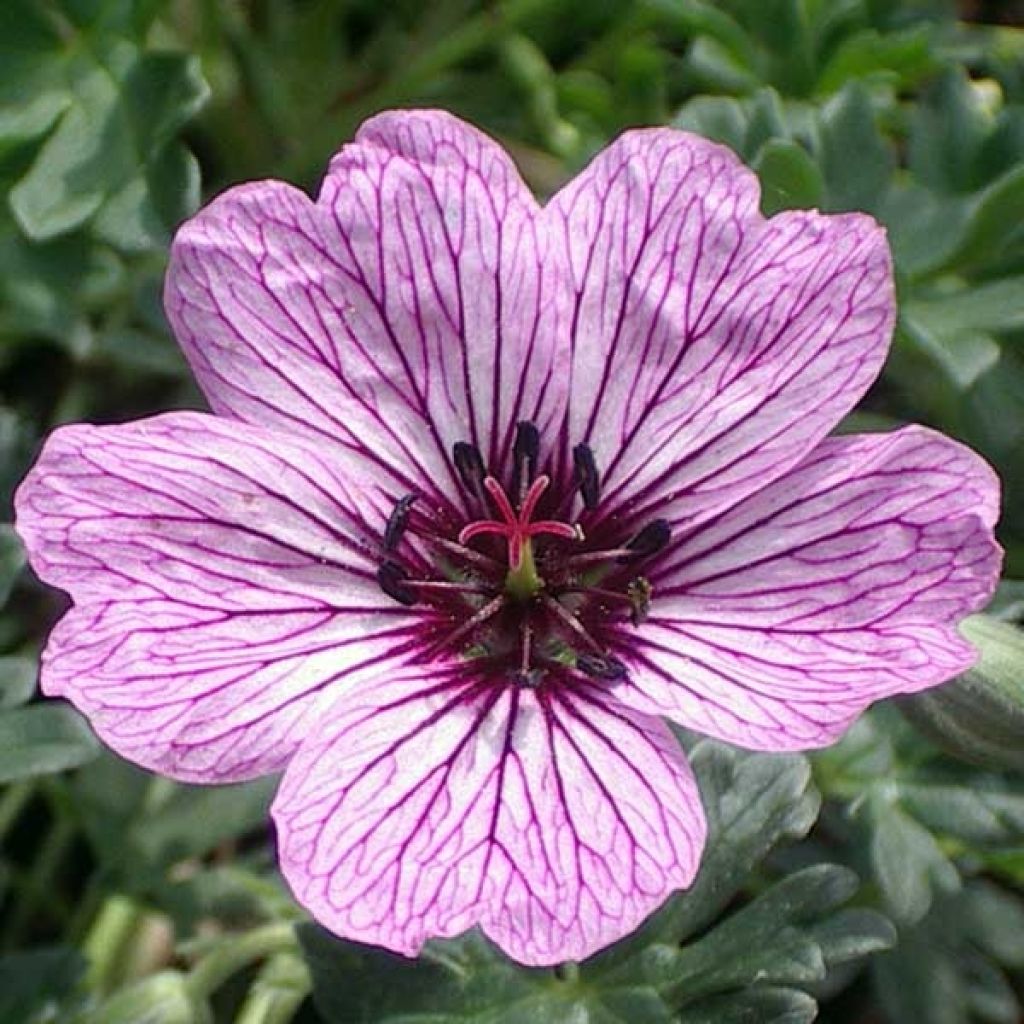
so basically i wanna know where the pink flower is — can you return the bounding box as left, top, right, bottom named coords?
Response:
left=15, top=111, right=1001, bottom=966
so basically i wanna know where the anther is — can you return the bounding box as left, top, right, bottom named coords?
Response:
left=512, top=421, right=540, bottom=501
left=577, top=653, right=628, bottom=681
left=377, top=560, right=417, bottom=606
left=627, top=576, right=654, bottom=626
left=618, top=519, right=671, bottom=562
left=384, top=494, right=417, bottom=551
left=572, top=444, right=601, bottom=510
left=453, top=441, right=487, bottom=503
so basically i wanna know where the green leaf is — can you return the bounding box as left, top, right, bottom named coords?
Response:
left=298, top=927, right=673, bottom=1024
left=0, top=946, right=86, bottom=1024
left=0, top=0, right=71, bottom=149
left=904, top=276, right=1024, bottom=335
left=0, top=703, right=99, bottom=782
left=873, top=883, right=1024, bottom=1024
left=938, top=163, right=1024, bottom=273
left=8, top=33, right=208, bottom=245
left=596, top=865, right=891, bottom=1022
left=881, top=181, right=974, bottom=278
left=815, top=26, right=935, bottom=96
left=674, top=96, right=754, bottom=156
left=645, top=0, right=758, bottom=73
left=808, top=907, right=897, bottom=967
left=754, top=138, right=825, bottom=213
left=651, top=742, right=821, bottom=943
left=813, top=714, right=895, bottom=793
left=0, top=655, right=37, bottom=710
left=988, top=579, right=1024, bottom=622
left=874, top=928, right=968, bottom=1024
left=897, top=784, right=1024, bottom=847
left=816, top=82, right=894, bottom=212
left=908, top=69, right=993, bottom=194
left=656, top=866, right=858, bottom=1000
left=869, top=796, right=960, bottom=925
left=133, top=776, right=277, bottom=867
left=676, top=987, right=817, bottom=1024
left=0, top=525, right=25, bottom=605
left=960, top=880, right=1024, bottom=968
left=898, top=316, right=1001, bottom=392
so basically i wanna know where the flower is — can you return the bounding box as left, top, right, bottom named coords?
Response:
left=15, top=110, right=1001, bottom=967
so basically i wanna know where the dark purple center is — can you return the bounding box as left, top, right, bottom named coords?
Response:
left=376, top=421, right=670, bottom=689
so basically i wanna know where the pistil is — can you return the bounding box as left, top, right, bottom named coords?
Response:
left=458, top=475, right=577, bottom=598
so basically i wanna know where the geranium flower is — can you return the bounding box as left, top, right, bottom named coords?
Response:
left=15, top=110, right=1001, bottom=966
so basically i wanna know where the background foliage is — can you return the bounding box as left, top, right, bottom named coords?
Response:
left=2, top=1, right=1024, bottom=1021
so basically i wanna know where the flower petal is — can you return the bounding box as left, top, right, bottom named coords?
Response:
left=272, top=667, right=705, bottom=966
left=165, top=110, right=567, bottom=504
left=546, top=128, right=894, bottom=529
left=609, top=427, right=1002, bottom=750
left=14, top=412, right=429, bottom=782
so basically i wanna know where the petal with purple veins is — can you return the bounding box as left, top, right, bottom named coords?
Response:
left=272, top=666, right=705, bottom=966
left=14, top=412, right=434, bottom=782
left=165, top=110, right=568, bottom=505
left=609, top=427, right=1002, bottom=750
left=546, top=128, right=894, bottom=530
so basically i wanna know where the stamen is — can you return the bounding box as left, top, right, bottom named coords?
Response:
left=377, top=560, right=417, bottom=606
left=427, top=594, right=506, bottom=655
left=567, top=522, right=671, bottom=567
left=576, top=653, right=628, bottom=681
left=542, top=595, right=604, bottom=654
left=406, top=579, right=492, bottom=596
left=560, top=577, right=653, bottom=625
left=565, top=547, right=636, bottom=568
left=512, top=621, right=540, bottom=687
left=512, top=421, right=540, bottom=502
left=619, top=519, right=671, bottom=562
left=418, top=533, right=503, bottom=570
left=453, top=441, right=487, bottom=504
left=384, top=494, right=418, bottom=551
left=572, top=444, right=601, bottom=510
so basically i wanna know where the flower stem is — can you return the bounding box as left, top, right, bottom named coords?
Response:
left=232, top=951, right=311, bottom=1024
left=187, top=923, right=299, bottom=1001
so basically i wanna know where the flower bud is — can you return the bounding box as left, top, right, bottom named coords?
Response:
left=900, top=615, right=1024, bottom=771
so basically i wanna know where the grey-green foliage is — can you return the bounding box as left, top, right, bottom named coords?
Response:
left=814, top=702, right=1024, bottom=1024
left=301, top=743, right=892, bottom=1024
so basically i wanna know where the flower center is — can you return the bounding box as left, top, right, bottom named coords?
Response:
left=375, top=421, right=671, bottom=689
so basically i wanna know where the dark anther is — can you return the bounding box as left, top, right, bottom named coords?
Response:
left=453, top=441, right=487, bottom=495
left=512, top=420, right=540, bottom=498
left=513, top=668, right=544, bottom=688
left=618, top=519, right=671, bottom=563
left=626, top=576, right=653, bottom=626
left=572, top=443, right=601, bottom=510
left=384, top=494, right=418, bottom=551
left=377, top=560, right=417, bottom=606
left=577, top=653, right=627, bottom=681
